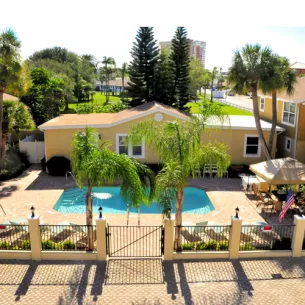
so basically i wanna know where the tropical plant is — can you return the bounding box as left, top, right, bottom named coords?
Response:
left=228, top=44, right=275, bottom=159
left=210, top=67, right=218, bottom=102
left=128, top=27, right=159, bottom=106
left=129, top=116, right=230, bottom=250
left=259, top=56, right=296, bottom=152
left=118, top=62, right=128, bottom=94
left=0, top=29, right=22, bottom=169
left=99, top=57, right=116, bottom=103
left=71, top=127, right=155, bottom=250
left=170, top=27, right=190, bottom=109
left=20, top=68, right=65, bottom=125
left=202, top=69, right=211, bottom=98
left=189, top=57, right=206, bottom=100
left=1, top=100, right=35, bottom=165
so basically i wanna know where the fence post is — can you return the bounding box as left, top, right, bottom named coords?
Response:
left=28, top=215, right=41, bottom=261
left=229, top=216, right=242, bottom=259
left=291, top=215, right=305, bottom=257
left=96, top=216, right=107, bottom=261
left=163, top=217, right=174, bottom=260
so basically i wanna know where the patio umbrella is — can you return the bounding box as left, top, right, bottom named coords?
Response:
left=249, top=158, right=305, bottom=185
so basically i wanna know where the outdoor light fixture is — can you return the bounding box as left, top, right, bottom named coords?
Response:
left=99, top=206, right=103, bottom=219
left=30, top=206, right=35, bottom=218
left=235, top=207, right=240, bottom=219
left=168, top=207, right=171, bottom=220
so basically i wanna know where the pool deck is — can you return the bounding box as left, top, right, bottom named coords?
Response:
left=0, top=165, right=289, bottom=226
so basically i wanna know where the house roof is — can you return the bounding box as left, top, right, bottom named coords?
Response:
left=201, top=115, right=285, bottom=131
left=291, top=62, right=305, bottom=70
left=39, top=102, right=191, bottom=130
left=3, top=93, right=19, bottom=101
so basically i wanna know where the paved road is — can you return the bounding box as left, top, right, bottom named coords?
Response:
left=1, top=257, right=305, bottom=304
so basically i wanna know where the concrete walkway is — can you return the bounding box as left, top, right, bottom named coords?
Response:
left=0, top=257, right=304, bottom=304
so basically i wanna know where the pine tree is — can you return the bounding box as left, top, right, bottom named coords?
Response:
left=170, top=27, right=190, bottom=109
left=128, top=27, right=159, bottom=106
left=154, top=47, right=173, bottom=105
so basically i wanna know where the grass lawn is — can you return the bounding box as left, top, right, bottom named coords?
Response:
left=68, top=93, right=123, bottom=110
left=186, top=94, right=253, bottom=116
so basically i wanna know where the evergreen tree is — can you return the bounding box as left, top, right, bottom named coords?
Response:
left=128, top=27, right=159, bottom=106
left=170, top=27, right=190, bottom=109
left=154, top=47, right=173, bottom=105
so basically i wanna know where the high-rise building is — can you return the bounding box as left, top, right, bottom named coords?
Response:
left=159, top=39, right=206, bottom=68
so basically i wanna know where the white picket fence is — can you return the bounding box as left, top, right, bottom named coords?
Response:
left=19, top=140, right=45, bottom=163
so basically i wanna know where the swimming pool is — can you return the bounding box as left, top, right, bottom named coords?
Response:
left=53, top=187, right=214, bottom=214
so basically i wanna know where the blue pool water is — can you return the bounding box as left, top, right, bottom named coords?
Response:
left=53, top=187, right=214, bottom=214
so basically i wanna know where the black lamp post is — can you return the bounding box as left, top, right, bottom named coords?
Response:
left=168, top=207, right=171, bottom=220
left=99, top=206, right=103, bottom=219
left=235, top=207, right=240, bottom=219
left=30, top=206, right=35, bottom=218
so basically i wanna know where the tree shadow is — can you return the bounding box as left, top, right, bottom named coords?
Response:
left=0, top=185, right=18, bottom=200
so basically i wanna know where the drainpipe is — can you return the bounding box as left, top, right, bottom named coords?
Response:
left=294, top=105, right=300, bottom=159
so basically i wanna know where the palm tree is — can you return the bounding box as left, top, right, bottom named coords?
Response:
left=119, top=62, right=128, bottom=95
left=101, top=57, right=116, bottom=103
left=228, top=44, right=274, bottom=160
left=71, top=127, right=155, bottom=250
left=0, top=29, right=22, bottom=168
left=260, top=56, right=296, bottom=152
left=210, top=67, right=218, bottom=102
left=129, top=114, right=230, bottom=250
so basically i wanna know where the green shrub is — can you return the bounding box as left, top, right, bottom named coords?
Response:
left=42, top=240, right=57, bottom=250
left=218, top=241, right=229, bottom=250
left=272, top=238, right=292, bottom=250
left=21, top=240, right=31, bottom=250
left=240, top=243, right=256, bottom=250
left=181, top=242, right=195, bottom=251
left=75, top=101, right=127, bottom=114
left=62, top=239, right=76, bottom=250
left=0, top=241, right=12, bottom=249
left=205, top=241, right=218, bottom=250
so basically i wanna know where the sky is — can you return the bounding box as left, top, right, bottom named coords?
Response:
left=1, top=0, right=305, bottom=71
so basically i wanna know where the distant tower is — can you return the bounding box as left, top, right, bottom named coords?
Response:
left=159, top=39, right=206, bottom=68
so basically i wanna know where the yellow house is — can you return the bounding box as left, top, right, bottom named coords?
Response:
left=258, top=68, right=305, bottom=163
left=39, top=102, right=283, bottom=166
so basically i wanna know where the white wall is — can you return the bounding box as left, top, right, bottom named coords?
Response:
left=19, top=140, right=45, bottom=163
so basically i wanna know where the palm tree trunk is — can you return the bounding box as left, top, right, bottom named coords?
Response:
left=0, top=134, right=7, bottom=168
left=251, top=84, right=272, bottom=160
left=174, top=187, right=184, bottom=251
left=210, top=78, right=214, bottom=102
left=86, top=182, right=94, bottom=250
left=0, top=90, right=4, bottom=169
left=267, top=90, right=277, bottom=154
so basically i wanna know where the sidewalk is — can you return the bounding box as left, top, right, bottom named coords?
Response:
left=0, top=257, right=304, bottom=304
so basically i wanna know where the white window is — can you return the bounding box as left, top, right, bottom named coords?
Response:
left=116, top=134, right=145, bottom=158
left=285, top=137, right=292, bottom=152
left=260, top=97, right=265, bottom=112
left=244, top=135, right=261, bottom=157
left=282, top=101, right=296, bottom=126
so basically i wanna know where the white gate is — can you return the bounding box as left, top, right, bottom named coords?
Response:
left=19, top=140, right=45, bottom=163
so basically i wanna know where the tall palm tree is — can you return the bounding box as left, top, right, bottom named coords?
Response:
left=210, top=67, right=218, bottom=102
left=228, top=44, right=274, bottom=160
left=101, top=57, right=116, bottom=103
left=260, top=56, right=296, bottom=152
left=119, top=62, right=128, bottom=95
left=71, top=127, right=155, bottom=250
left=0, top=29, right=22, bottom=168
left=129, top=114, right=230, bottom=250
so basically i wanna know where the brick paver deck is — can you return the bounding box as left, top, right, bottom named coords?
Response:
left=0, top=257, right=305, bottom=304
left=0, top=165, right=281, bottom=226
